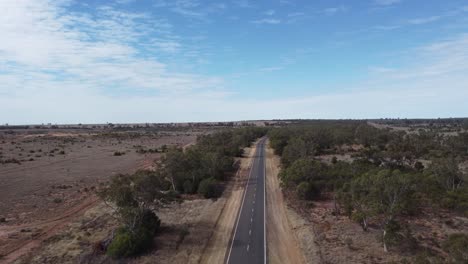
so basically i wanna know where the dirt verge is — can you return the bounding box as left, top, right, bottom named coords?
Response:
left=265, top=141, right=311, bottom=264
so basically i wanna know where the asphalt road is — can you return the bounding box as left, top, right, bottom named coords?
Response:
left=226, top=138, right=267, bottom=264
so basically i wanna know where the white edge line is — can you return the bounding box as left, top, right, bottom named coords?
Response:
left=263, top=138, right=267, bottom=264
left=225, top=140, right=257, bottom=264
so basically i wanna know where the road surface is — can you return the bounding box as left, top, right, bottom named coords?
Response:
left=226, top=138, right=267, bottom=264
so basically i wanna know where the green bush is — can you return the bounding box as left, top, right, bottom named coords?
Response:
left=107, top=227, right=152, bottom=258
left=442, top=233, right=468, bottom=263
left=197, top=177, right=219, bottom=198
left=107, top=228, right=135, bottom=258
left=106, top=210, right=160, bottom=258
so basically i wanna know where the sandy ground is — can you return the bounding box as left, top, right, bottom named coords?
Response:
left=265, top=142, right=311, bottom=264
left=199, top=141, right=258, bottom=264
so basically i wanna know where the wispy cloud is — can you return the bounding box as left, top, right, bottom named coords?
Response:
left=251, top=18, right=281, bottom=24
left=322, top=6, right=347, bottom=15
left=0, top=0, right=223, bottom=101
left=407, top=15, right=441, bottom=25
left=153, top=0, right=227, bottom=20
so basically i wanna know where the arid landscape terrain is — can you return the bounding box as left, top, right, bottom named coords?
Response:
left=1, top=119, right=467, bottom=264
left=0, top=125, right=200, bottom=263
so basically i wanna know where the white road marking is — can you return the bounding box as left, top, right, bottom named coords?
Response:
left=249, top=229, right=252, bottom=235
left=226, top=145, right=256, bottom=264
left=247, top=244, right=250, bottom=252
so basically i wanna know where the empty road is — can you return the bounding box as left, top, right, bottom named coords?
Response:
left=226, top=138, right=267, bottom=264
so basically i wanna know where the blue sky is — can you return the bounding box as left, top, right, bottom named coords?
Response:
left=0, top=0, right=468, bottom=124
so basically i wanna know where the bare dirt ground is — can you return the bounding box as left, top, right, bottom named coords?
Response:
left=200, top=141, right=258, bottom=264
left=265, top=142, right=308, bottom=264
left=0, top=129, right=197, bottom=263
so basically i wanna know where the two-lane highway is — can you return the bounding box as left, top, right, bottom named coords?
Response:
left=226, top=137, right=267, bottom=264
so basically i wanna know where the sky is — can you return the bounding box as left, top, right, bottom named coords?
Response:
left=0, top=0, right=468, bottom=124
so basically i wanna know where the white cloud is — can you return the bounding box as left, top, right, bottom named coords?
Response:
left=153, top=0, right=226, bottom=20
left=322, top=6, right=347, bottom=15
left=407, top=15, right=441, bottom=25
left=0, top=0, right=223, bottom=101
left=251, top=18, right=281, bottom=24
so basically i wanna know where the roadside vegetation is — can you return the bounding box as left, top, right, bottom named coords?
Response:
left=269, top=120, right=468, bottom=262
left=98, top=127, right=267, bottom=258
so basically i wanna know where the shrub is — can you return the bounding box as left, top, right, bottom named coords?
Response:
left=414, top=161, right=424, bottom=171
left=442, top=233, right=468, bottom=263
left=107, top=211, right=160, bottom=259
left=140, top=209, right=161, bottom=234
left=183, top=180, right=195, bottom=194
left=197, top=177, right=219, bottom=198
left=441, top=188, right=468, bottom=213
left=107, top=228, right=150, bottom=258
left=331, top=156, right=338, bottom=164
left=296, top=181, right=320, bottom=200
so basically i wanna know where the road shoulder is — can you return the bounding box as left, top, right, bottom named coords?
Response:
left=265, top=140, right=318, bottom=264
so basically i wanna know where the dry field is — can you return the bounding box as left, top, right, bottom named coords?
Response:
left=0, top=128, right=197, bottom=262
